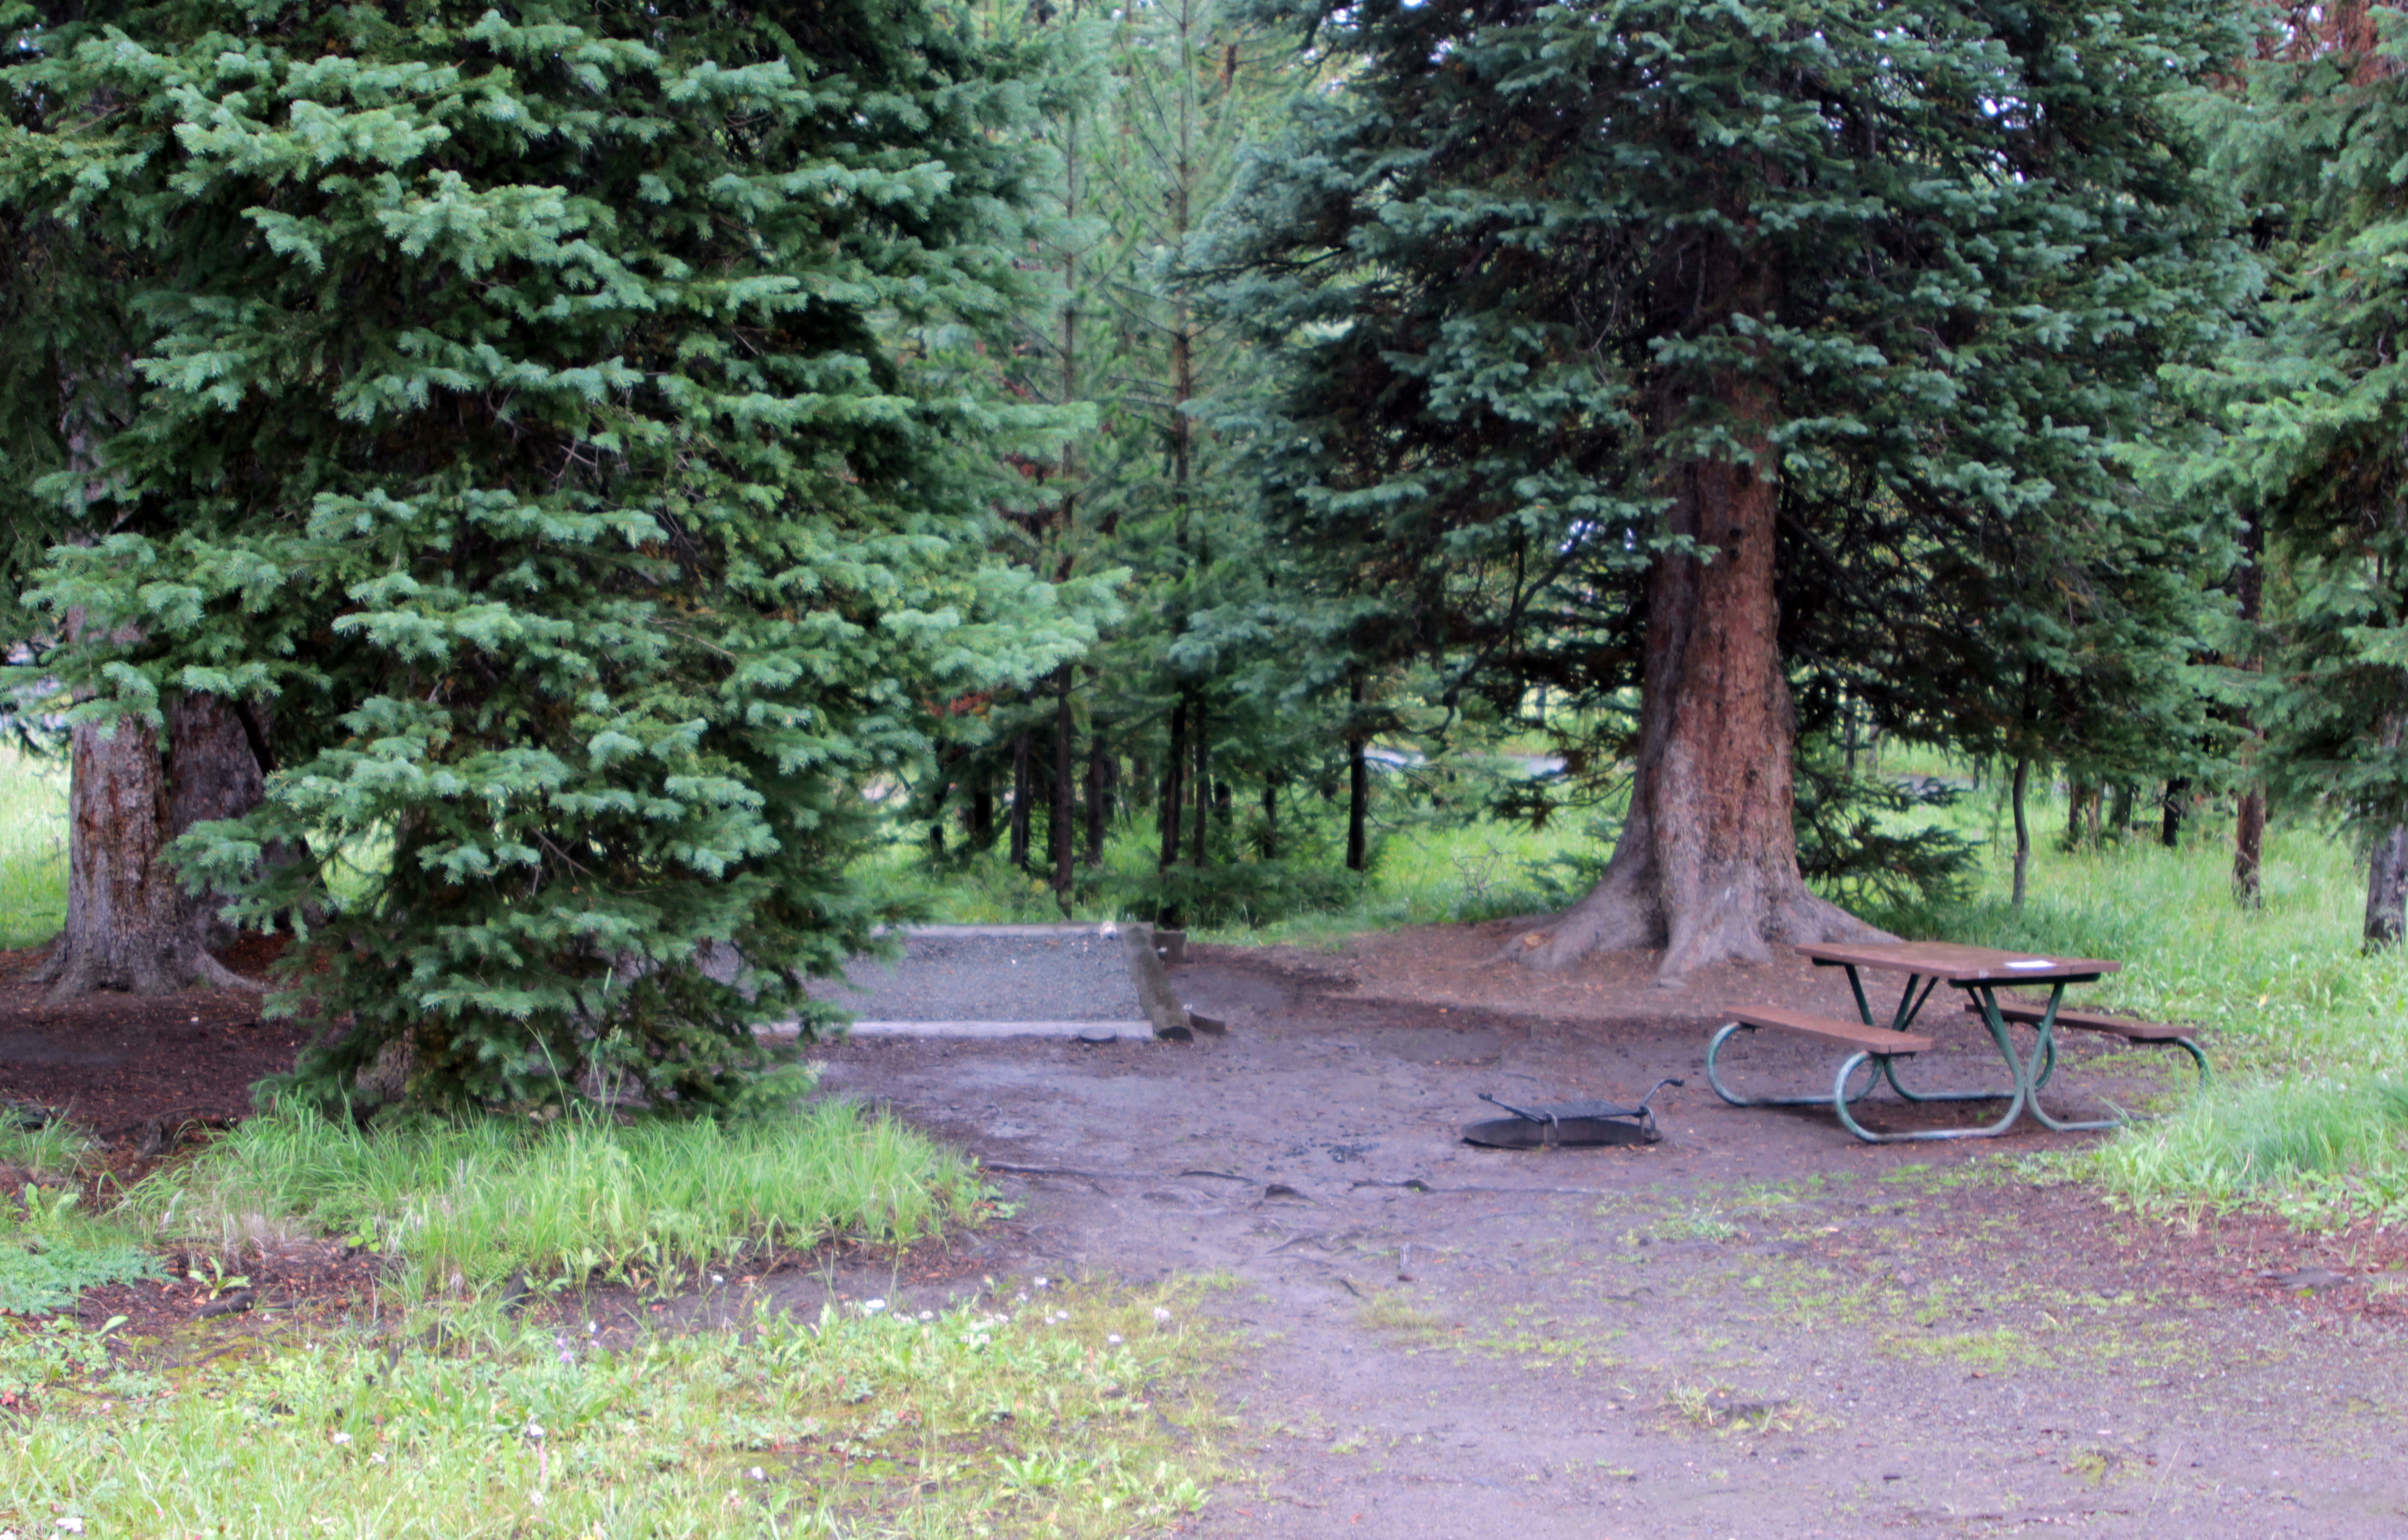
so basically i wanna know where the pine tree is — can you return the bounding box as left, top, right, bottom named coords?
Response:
left=4, top=0, right=1102, bottom=1108
left=1217, top=0, right=2246, bottom=976
left=2173, top=6, right=2408, bottom=946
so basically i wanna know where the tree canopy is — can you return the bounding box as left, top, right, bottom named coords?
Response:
left=3, top=0, right=1108, bottom=1109
left=1209, top=0, right=2247, bottom=972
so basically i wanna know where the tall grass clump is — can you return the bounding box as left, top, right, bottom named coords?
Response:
left=133, top=1100, right=986, bottom=1291
left=2085, top=1077, right=2408, bottom=1226
left=0, top=747, right=66, bottom=950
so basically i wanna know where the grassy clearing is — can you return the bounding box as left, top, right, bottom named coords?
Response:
left=131, top=1101, right=988, bottom=1296
left=0, top=746, right=66, bottom=950
left=1, top=1279, right=1233, bottom=1539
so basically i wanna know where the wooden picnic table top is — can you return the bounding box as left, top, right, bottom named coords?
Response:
left=1796, top=940, right=2120, bottom=987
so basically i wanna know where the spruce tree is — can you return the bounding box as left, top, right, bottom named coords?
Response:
left=4, top=0, right=1101, bottom=1109
left=1217, top=0, right=2245, bottom=976
left=2174, top=11, right=2408, bottom=946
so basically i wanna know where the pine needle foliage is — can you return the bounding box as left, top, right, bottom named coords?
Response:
left=2178, top=14, right=2408, bottom=839
left=2, top=0, right=1107, bottom=1112
left=1209, top=0, right=2249, bottom=819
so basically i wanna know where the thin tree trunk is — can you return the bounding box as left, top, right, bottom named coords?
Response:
left=1346, top=678, right=1368, bottom=873
left=970, top=783, right=995, bottom=850
left=2011, top=756, right=2031, bottom=907
left=2370, top=825, right=2408, bottom=949
left=1160, top=699, right=1187, bottom=871
left=2234, top=515, right=2265, bottom=907
left=1260, top=774, right=1279, bottom=860
left=2234, top=788, right=2266, bottom=908
left=1009, top=732, right=1031, bottom=870
left=2160, top=777, right=2187, bottom=850
left=1051, top=667, right=1075, bottom=914
left=1157, top=698, right=1187, bottom=929
left=2108, top=780, right=2134, bottom=837
left=1084, top=734, right=1107, bottom=869
left=1188, top=693, right=1209, bottom=868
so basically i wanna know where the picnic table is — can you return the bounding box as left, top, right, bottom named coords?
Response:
left=1703, top=941, right=2207, bottom=1144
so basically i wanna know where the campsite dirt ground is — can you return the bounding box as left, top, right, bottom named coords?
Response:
left=9, top=920, right=2408, bottom=1538
left=802, top=922, right=2408, bottom=1540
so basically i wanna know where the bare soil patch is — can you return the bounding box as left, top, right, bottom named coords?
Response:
left=9, top=918, right=2408, bottom=1535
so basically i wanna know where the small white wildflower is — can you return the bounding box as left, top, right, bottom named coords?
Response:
left=332, top=1431, right=353, bottom=1445
left=918, top=1310, right=934, bottom=1322
left=749, top=1466, right=767, bottom=1482
left=526, top=1421, right=545, bottom=1440
left=712, top=1275, right=725, bottom=1285
left=587, top=1321, right=599, bottom=1334
left=1033, top=1276, right=1049, bottom=1290
left=862, top=1298, right=887, bottom=1314
left=1106, top=1334, right=1122, bottom=1345
left=55, top=1523, right=82, bottom=1537
left=1015, top=1293, right=1029, bottom=1304
left=370, top=1453, right=388, bottom=1465
left=1151, top=1306, right=1171, bottom=1322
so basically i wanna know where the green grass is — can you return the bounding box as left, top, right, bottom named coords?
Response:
left=131, top=1101, right=990, bottom=1295
left=0, top=747, right=66, bottom=950
left=859, top=802, right=1599, bottom=944
left=0, top=1279, right=1233, bottom=1539
left=0, top=1115, right=102, bottom=1182
left=0, top=1185, right=162, bottom=1320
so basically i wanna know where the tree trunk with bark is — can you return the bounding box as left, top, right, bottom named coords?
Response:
left=1513, top=238, right=1887, bottom=979
left=2369, top=824, right=2408, bottom=950
left=1008, top=731, right=1031, bottom=869
left=1050, top=666, right=1075, bottom=915
left=2011, top=757, right=2032, bottom=906
left=1083, top=734, right=1107, bottom=869
left=2233, top=517, right=2265, bottom=907
left=1345, top=677, right=1368, bottom=873
left=2160, top=777, right=2187, bottom=849
left=2234, top=787, right=2266, bottom=907
left=33, top=692, right=258, bottom=999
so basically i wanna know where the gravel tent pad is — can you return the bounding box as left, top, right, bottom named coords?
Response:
left=777, top=925, right=1190, bottom=1040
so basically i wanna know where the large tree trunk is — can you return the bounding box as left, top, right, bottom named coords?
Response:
left=1513, top=240, right=1887, bottom=981
left=33, top=693, right=257, bottom=999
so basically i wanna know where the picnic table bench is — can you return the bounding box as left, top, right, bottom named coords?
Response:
left=1704, top=941, right=2208, bottom=1143
left=1966, top=999, right=2209, bottom=1090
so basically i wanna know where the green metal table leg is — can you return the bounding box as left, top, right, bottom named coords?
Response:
left=1976, top=984, right=2123, bottom=1134
left=1882, top=1022, right=2055, bottom=1103
left=1833, top=1049, right=2030, bottom=1144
